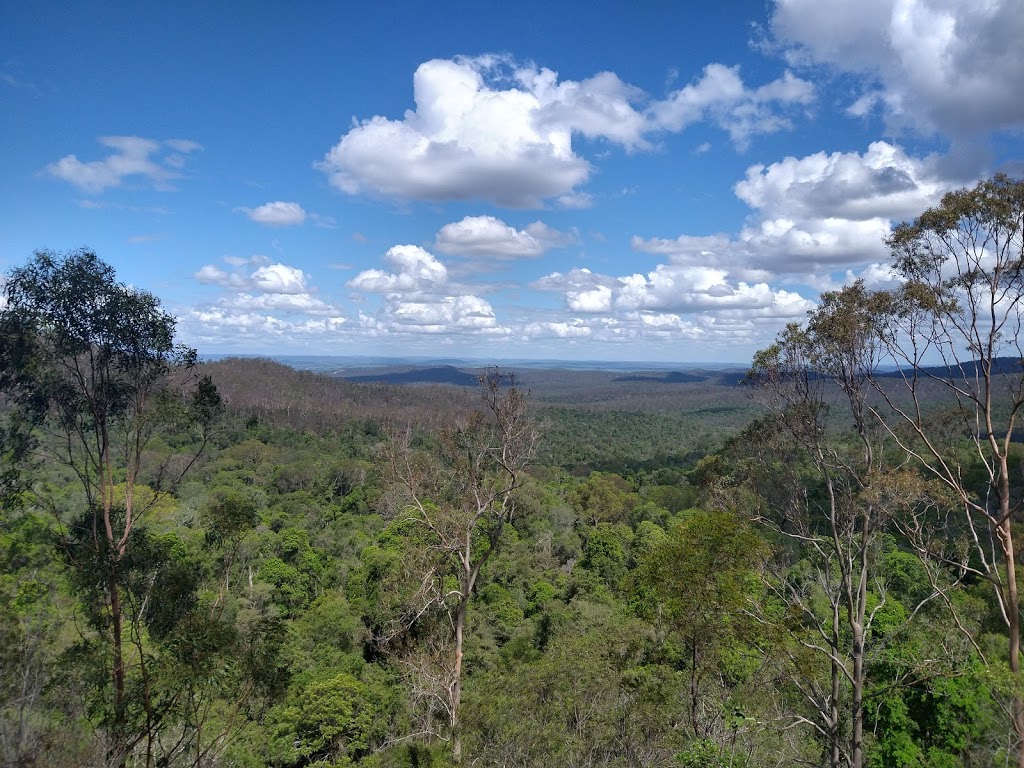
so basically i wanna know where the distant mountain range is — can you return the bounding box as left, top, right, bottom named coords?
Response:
left=341, top=365, right=481, bottom=386
left=613, top=371, right=707, bottom=384
left=874, top=357, right=1023, bottom=379
left=339, top=365, right=748, bottom=388
left=202, top=353, right=746, bottom=375
left=201, top=353, right=1023, bottom=389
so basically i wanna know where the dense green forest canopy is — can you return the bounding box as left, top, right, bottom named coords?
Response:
left=2, top=177, right=1024, bottom=768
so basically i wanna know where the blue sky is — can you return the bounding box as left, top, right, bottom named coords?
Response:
left=3, top=1, right=1022, bottom=363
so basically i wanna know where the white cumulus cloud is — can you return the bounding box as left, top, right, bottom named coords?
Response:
left=221, top=292, right=334, bottom=314
left=533, top=262, right=813, bottom=321
left=771, top=0, right=1024, bottom=138
left=734, top=141, right=946, bottom=221
left=347, top=245, right=448, bottom=293
left=388, top=295, right=505, bottom=334
left=348, top=243, right=513, bottom=337
left=615, top=265, right=815, bottom=316
left=193, top=258, right=330, bottom=315
left=435, top=215, right=576, bottom=258
left=532, top=268, right=618, bottom=314
left=185, top=256, right=344, bottom=349
left=568, top=286, right=613, bottom=313
left=320, top=55, right=817, bottom=207
left=523, top=320, right=593, bottom=339
left=633, top=141, right=959, bottom=279
left=320, top=57, right=591, bottom=208
left=239, top=201, right=308, bottom=226
left=250, top=263, right=311, bottom=295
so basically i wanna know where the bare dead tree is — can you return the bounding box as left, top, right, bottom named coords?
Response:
left=382, top=370, right=540, bottom=762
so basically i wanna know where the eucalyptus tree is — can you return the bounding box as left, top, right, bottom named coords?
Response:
left=873, top=174, right=1024, bottom=765
left=382, top=371, right=539, bottom=762
left=0, top=249, right=221, bottom=766
left=746, top=174, right=1024, bottom=766
left=633, top=509, right=770, bottom=749
left=748, top=284, right=943, bottom=768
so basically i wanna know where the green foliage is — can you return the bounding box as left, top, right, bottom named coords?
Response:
left=526, top=580, right=557, bottom=615
left=284, top=591, right=364, bottom=675
left=634, top=510, right=767, bottom=638
left=676, top=739, right=741, bottom=768
left=570, top=471, right=637, bottom=525
left=867, top=662, right=1000, bottom=768
left=477, top=583, right=525, bottom=641
left=580, top=522, right=632, bottom=587
left=256, top=557, right=311, bottom=614
left=203, top=487, right=259, bottom=544
left=267, top=669, right=401, bottom=766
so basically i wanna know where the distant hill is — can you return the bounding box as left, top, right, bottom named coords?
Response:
left=875, top=356, right=1023, bottom=380
left=612, top=370, right=748, bottom=386
left=613, top=371, right=709, bottom=384
left=203, top=353, right=748, bottom=375
left=342, top=365, right=480, bottom=386
left=201, top=357, right=478, bottom=433
left=200, top=356, right=762, bottom=471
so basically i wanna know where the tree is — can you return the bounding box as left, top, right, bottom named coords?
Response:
left=875, top=174, right=1024, bottom=765
left=743, top=175, right=1024, bottom=765
left=0, top=249, right=221, bottom=766
left=382, top=371, right=539, bottom=762
left=633, top=510, right=769, bottom=747
left=747, top=285, right=941, bottom=768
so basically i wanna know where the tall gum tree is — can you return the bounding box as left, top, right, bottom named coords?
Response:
left=748, top=282, right=958, bottom=768
left=382, top=372, right=539, bottom=763
left=0, top=249, right=221, bottom=766
left=874, top=175, right=1024, bottom=766
left=749, top=286, right=896, bottom=768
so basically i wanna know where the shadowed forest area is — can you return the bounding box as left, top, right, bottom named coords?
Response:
left=3, top=176, right=1024, bottom=768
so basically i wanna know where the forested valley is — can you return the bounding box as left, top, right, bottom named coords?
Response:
left=2, top=176, right=1024, bottom=768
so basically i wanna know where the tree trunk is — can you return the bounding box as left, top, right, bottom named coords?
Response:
left=452, top=596, right=466, bottom=763
left=850, top=624, right=864, bottom=768
left=108, top=567, right=127, bottom=768
left=999, top=517, right=1024, bottom=768
left=849, top=514, right=869, bottom=768
left=690, top=640, right=701, bottom=738
left=830, top=628, right=842, bottom=768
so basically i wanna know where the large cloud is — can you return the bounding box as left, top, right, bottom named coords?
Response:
left=528, top=145, right=959, bottom=344
left=771, top=0, right=1024, bottom=138
left=362, top=295, right=508, bottom=336
left=616, top=266, right=815, bottom=315
left=517, top=310, right=789, bottom=348
left=320, top=55, right=815, bottom=207
left=348, top=244, right=510, bottom=337
left=347, top=245, right=448, bottom=293
left=522, top=319, right=595, bottom=339
left=220, top=292, right=334, bottom=314
left=321, top=57, right=590, bottom=208
left=735, top=141, right=946, bottom=221
left=194, top=258, right=334, bottom=312
left=183, top=309, right=348, bottom=348
left=634, top=141, right=955, bottom=278
left=195, top=260, right=314, bottom=296
left=533, top=263, right=815, bottom=324
left=435, top=216, right=576, bottom=258
left=46, top=136, right=202, bottom=194
left=532, top=268, right=617, bottom=313
left=184, top=257, right=346, bottom=347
